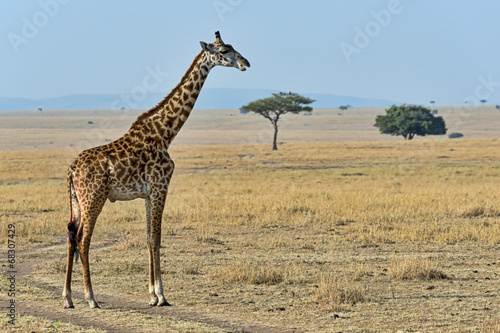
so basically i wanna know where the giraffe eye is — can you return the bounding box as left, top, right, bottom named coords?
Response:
left=220, top=49, right=229, bottom=54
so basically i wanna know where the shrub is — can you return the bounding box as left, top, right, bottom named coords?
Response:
left=448, top=132, right=464, bottom=139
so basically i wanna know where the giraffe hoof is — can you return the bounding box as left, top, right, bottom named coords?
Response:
left=89, top=301, right=100, bottom=309
left=157, top=300, right=171, bottom=307
left=149, top=299, right=158, bottom=306
left=63, top=299, right=74, bottom=309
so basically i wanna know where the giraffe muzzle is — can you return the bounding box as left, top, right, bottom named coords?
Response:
left=238, top=58, right=250, bottom=71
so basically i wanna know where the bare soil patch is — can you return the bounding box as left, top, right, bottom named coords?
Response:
left=4, top=236, right=288, bottom=332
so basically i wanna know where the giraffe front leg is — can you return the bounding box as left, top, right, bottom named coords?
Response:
left=150, top=195, right=170, bottom=307
left=148, top=244, right=158, bottom=306
left=146, top=198, right=159, bottom=306
left=147, top=242, right=169, bottom=306
left=152, top=242, right=169, bottom=306
left=148, top=231, right=169, bottom=306
left=146, top=195, right=170, bottom=306
left=144, top=188, right=171, bottom=307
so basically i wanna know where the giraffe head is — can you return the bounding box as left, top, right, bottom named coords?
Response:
left=200, top=31, right=250, bottom=71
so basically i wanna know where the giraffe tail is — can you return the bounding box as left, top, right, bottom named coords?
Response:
left=67, top=170, right=81, bottom=263
left=67, top=222, right=80, bottom=263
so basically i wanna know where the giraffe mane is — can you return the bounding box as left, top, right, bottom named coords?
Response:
left=129, top=50, right=205, bottom=129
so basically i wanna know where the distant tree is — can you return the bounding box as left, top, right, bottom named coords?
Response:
left=339, top=105, right=351, bottom=116
left=496, top=105, right=500, bottom=111
left=120, top=107, right=126, bottom=111
left=374, top=104, right=447, bottom=140
left=241, top=92, right=314, bottom=150
left=38, top=107, right=43, bottom=114
left=480, top=99, right=487, bottom=106
left=430, top=101, right=435, bottom=108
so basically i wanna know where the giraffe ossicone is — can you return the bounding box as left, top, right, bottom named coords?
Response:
left=62, top=31, right=249, bottom=309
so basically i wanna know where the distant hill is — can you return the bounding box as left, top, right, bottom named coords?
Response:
left=0, top=88, right=398, bottom=111
left=197, top=89, right=399, bottom=109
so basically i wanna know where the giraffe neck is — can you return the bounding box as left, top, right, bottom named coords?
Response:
left=128, top=51, right=213, bottom=146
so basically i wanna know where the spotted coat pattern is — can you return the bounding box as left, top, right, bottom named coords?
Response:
left=62, top=32, right=250, bottom=309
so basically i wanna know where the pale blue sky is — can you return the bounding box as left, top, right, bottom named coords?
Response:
left=2, top=0, right=500, bottom=106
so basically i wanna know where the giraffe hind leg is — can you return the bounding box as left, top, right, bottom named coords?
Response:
left=78, top=208, right=105, bottom=309
left=62, top=237, right=75, bottom=308
left=63, top=184, right=80, bottom=309
left=76, top=190, right=107, bottom=309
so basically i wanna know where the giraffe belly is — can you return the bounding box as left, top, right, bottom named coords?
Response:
left=108, top=182, right=148, bottom=201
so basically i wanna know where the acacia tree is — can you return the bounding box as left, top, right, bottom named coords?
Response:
left=241, top=92, right=314, bottom=150
left=339, top=105, right=350, bottom=116
left=374, top=104, right=446, bottom=140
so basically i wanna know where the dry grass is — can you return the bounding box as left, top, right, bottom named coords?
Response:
left=1, top=313, right=106, bottom=333
left=1, top=138, right=499, bottom=331
left=388, top=257, right=448, bottom=281
left=482, top=318, right=500, bottom=333
left=218, top=260, right=285, bottom=285
left=2, top=106, right=500, bottom=151
left=313, top=273, right=366, bottom=310
left=4, top=139, right=500, bottom=248
left=0, top=281, right=229, bottom=333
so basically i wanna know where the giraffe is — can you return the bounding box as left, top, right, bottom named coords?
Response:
left=62, top=31, right=250, bottom=309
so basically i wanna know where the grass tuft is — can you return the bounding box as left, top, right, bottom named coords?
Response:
left=218, top=260, right=284, bottom=285
left=182, top=263, right=202, bottom=275
left=114, top=235, right=147, bottom=250
left=460, top=205, right=500, bottom=218
left=388, top=257, right=448, bottom=281
left=313, top=273, right=366, bottom=309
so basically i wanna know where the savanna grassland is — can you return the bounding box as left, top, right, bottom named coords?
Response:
left=1, top=139, right=500, bottom=332
left=1, top=106, right=500, bottom=151
left=1, top=108, right=500, bottom=332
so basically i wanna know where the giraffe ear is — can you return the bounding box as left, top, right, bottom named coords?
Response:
left=200, top=41, right=216, bottom=54
left=200, top=41, right=210, bottom=52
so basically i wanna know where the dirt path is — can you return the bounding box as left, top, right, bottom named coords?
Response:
left=3, top=240, right=288, bottom=333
